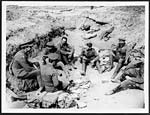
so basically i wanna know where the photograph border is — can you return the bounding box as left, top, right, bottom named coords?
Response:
left=1, top=0, right=149, bottom=114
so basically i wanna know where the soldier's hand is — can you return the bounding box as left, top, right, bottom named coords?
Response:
left=68, top=54, right=72, bottom=58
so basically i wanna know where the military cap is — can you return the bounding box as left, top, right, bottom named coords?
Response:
left=47, top=53, right=60, bottom=60
left=86, top=42, right=92, bottom=47
left=46, top=42, right=54, bottom=47
left=118, top=38, right=126, bottom=42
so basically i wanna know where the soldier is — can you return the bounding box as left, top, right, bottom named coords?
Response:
left=79, top=42, right=101, bottom=76
left=9, top=44, right=43, bottom=95
left=105, top=49, right=144, bottom=95
left=43, top=42, right=70, bottom=78
left=43, top=42, right=58, bottom=55
left=30, top=42, right=40, bottom=58
left=110, top=38, right=128, bottom=80
left=57, top=37, right=76, bottom=69
left=40, top=56, right=69, bottom=93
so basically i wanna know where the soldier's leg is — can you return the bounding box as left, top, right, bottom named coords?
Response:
left=68, top=49, right=77, bottom=69
left=111, top=70, right=125, bottom=83
left=123, top=68, right=144, bottom=87
left=111, top=58, right=125, bottom=79
left=81, top=59, right=87, bottom=76
left=109, top=54, right=118, bottom=70
left=119, top=79, right=136, bottom=89
left=26, top=69, right=44, bottom=90
left=105, top=79, right=134, bottom=95
left=70, top=48, right=75, bottom=62
left=61, top=54, right=69, bottom=65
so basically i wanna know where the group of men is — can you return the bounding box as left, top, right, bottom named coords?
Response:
left=8, top=34, right=144, bottom=98
left=8, top=36, right=76, bottom=96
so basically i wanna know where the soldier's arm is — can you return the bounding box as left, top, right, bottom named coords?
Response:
left=57, top=43, right=70, bottom=55
left=56, top=61, right=65, bottom=69
left=68, top=44, right=74, bottom=55
left=60, top=49, right=70, bottom=55
left=18, top=56, right=34, bottom=72
left=79, top=48, right=86, bottom=59
left=52, top=74, right=59, bottom=87
left=92, top=49, right=99, bottom=62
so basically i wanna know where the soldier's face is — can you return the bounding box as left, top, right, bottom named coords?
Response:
left=61, top=39, right=67, bottom=44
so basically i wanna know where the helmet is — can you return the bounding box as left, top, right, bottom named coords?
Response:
left=47, top=53, right=60, bottom=60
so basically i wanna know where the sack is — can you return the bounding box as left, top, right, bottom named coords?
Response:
left=41, top=91, right=62, bottom=108
left=57, top=92, right=77, bottom=108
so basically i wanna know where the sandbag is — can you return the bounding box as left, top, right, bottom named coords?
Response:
left=57, top=92, right=77, bottom=108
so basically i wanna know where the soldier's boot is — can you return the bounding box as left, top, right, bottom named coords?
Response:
left=111, top=71, right=118, bottom=80
left=105, top=90, right=115, bottom=95
left=105, top=85, right=121, bottom=95
left=37, top=74, right=44, bottom=92
left=81, top=62, right=86, bottom=76
left=11, top=95, right=27, bottom=102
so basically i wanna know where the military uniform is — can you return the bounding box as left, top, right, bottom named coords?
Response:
left=42, top=42, right=71, bottom=79
left=40, top=56, right=69, bottom=93
left=40, top=63, right=60, bottom=92
left=57, top=42, right=75, bottom=65
left=111, top=38, right=128, bottom=79
left=43, top=42, right=58, bottom=55
left=10, top=50, right=42, bottom=93
left=80, top=43, right=101, bottom=75
left=105, top=50, right=144, bottom=95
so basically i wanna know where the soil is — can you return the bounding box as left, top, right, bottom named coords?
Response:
left=6, top=6, right=145, bottom=109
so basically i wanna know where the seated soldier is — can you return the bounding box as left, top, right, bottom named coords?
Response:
left=43, top=41, right=58, bottom=55
left=57, top=37, right=76, bottom=69
left=79, top=42, right=101, bottom=76
left=42, top=42, right=70, bottom=78
left=40, top=56, right=69, bottom=93
left=43, top=52, right=70, bottom=78
left=110, top=38, right=129, bottom=80
left=105, top=49, right=144, bottom=95
left=9, top=44, right=43, bottom=96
